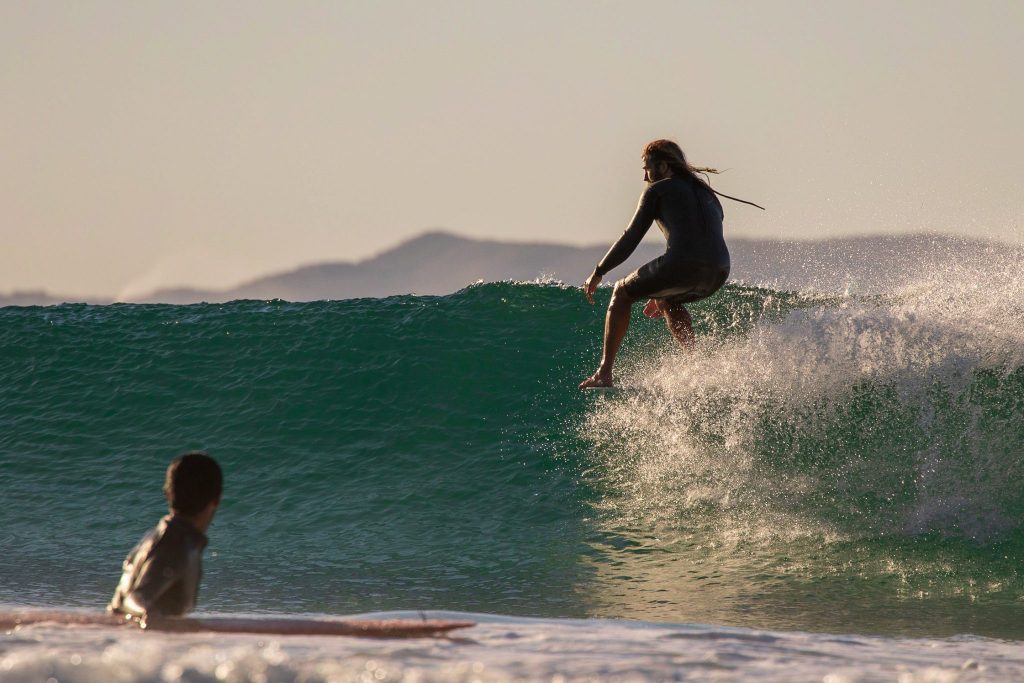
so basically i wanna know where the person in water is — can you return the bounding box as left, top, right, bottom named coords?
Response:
left=580, top=139, right=762, bottom=389
left=108, top=451, right=222, bottom=623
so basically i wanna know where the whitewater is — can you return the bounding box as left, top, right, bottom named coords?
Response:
left=1, top=259, right=1023, bottom=681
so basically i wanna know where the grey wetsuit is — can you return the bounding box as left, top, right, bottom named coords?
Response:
left=595, top=177, right=729, bottom=303
left=108, top=515, right=208, bottom=618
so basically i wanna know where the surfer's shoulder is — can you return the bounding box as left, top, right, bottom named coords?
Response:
left=647, top=177, right=677, bottom=192
left=646, top=176, right=690, bottom=200
left=636, top=177, right=675, bottom=209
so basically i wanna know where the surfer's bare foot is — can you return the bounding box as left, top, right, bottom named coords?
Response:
left=579, top=371, right=613, bottom=389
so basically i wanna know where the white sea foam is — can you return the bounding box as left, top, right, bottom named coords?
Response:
left=1, top=611, right=1021, bottom=682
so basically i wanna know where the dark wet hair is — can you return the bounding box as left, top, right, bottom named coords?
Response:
left=642, top=139, right=765, bottom=210
left=164, top=451, right=223, bottom=515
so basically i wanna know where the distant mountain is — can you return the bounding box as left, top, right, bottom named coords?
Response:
left=137, top=231, right=1016, bottom=304
left=0, top=290, right=112, bottom=307
left=724, top=232, right=1019, bottom=294
left=139, top=231, right=634, bottom=304
left=3, top=231, right=1018, bottom=306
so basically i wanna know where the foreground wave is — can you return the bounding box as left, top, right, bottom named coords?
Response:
left=1, top=271, right=1023, bottom=640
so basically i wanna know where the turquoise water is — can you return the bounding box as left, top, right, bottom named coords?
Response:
left=2, top=280, right=1023, bottom=640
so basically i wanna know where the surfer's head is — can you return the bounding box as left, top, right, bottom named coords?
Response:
left=642, top=139, right=682, bottom=182
left=164, top=451, right=223, bottom=516
left=642, top=139, right=721, bottom=187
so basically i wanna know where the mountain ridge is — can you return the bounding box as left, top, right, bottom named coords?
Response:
left=2, top=231, right=1017, bottom=306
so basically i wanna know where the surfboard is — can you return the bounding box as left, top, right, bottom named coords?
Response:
left=0, top=611, right=475, bottom=638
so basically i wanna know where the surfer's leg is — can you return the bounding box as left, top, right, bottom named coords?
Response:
left=662, top=301, right=695, bottom=349
left=580, top=281, right=637, bottom=388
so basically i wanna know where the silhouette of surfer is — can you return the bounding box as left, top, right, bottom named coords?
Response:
left=580, top=139, right=763, bottom=389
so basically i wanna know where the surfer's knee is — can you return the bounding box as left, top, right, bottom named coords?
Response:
left=609, top=281, right=636, bottom=309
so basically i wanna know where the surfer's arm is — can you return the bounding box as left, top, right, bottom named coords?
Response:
left=593, top=186, right=658, bottom=278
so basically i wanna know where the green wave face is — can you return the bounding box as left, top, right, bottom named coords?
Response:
left=1, top=280, right=1022, bottom=637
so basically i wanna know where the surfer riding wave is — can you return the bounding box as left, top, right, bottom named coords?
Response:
left=580, top=139, right=763, bottom=389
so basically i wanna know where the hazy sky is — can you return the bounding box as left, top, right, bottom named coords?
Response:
left=3, top=1, right=1022, bottom=297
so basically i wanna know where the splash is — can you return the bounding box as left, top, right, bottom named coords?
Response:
left=581, top=256, right=1024, bottom=545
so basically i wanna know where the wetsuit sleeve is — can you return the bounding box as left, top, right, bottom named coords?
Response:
left=124, top=543, right=191, bottom=617
left=595, top=185, right=658, bottom=277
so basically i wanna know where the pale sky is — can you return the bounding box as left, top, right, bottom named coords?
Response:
left=3, top=1, right=1022, bottom=298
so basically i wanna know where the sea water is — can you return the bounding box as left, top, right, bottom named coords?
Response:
left=2, top=264, right=1023, bottom=681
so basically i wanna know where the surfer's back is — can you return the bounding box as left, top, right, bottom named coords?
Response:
left=649, top=177, right=729, bottom=269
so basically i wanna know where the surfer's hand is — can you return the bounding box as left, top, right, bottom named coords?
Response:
left=583, top=272, right=601, bottom=304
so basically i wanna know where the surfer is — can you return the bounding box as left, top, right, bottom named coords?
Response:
left=108, top=452, right=222, bottom=623
left=579, top=139, right=762, bottom=389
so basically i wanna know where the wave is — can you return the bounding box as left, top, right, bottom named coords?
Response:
left=1, top=270, right=1023, bottom=634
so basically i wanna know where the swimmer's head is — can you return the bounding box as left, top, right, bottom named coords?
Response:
left=164, top=451, right=223, bottom=516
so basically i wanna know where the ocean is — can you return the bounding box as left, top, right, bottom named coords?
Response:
left=2, top=269, right=1023, bottom=681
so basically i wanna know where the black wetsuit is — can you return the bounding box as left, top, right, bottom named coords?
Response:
left=108, top=515, right=208, bottom=618
left=595, top=177, right=729, bottom=303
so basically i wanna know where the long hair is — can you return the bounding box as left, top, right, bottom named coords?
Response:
left=642, top=139, right=764, bottom=210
